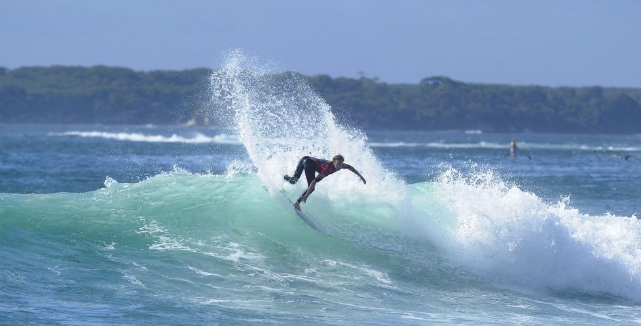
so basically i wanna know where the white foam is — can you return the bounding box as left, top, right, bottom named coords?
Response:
left=120, top=270, right=145, bottom=287
left=416, top=166, right=641, bottom=301
left=137, top=220, right=192, bottom=251
left=103, top=242, right=117, bottom=250
left=323, top=260, right=393, bottom=286
left=104, top=176, right=119, bottom=188
left=188, top=265, right=222, bottom=277
left=224, top=242, right=265, bottom=263
left=208, top=49, right=405, bottom=207
left=49, top=131, right=241, bottom=144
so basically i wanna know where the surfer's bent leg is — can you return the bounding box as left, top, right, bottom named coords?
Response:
left=297, top=159, right=317, bottom=202
left=284, top=156, right=311, bottom=184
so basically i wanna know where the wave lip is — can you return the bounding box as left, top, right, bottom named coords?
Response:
left=367, top=140, right=641, bottom=152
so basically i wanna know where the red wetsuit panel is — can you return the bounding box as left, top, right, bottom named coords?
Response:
left=311, top=158, right=352, bottom=182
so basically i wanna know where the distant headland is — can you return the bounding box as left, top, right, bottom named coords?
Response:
left=1, top=66, right=640, bottom=134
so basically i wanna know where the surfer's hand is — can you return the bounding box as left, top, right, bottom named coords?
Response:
left=361, top=177, right=367, bottom=185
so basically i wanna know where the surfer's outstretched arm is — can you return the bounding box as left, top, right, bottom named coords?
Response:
left=345, top=166, right=366, bottom=184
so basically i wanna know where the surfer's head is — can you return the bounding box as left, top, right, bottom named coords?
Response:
left=332, top=154, right=344, bottom=169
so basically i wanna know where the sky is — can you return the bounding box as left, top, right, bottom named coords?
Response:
left=1, top=0, right=640, bottom=88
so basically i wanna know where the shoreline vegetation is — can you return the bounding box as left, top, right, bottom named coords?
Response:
left=1, top=66, right=640, bottom=134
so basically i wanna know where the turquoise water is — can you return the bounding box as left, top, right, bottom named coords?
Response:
left=1, top=151, right=640, bottom=325
left=1, top=52, right=641, bottom=325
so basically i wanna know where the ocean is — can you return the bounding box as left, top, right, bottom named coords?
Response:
left=1, top=53, right=640, bottom=325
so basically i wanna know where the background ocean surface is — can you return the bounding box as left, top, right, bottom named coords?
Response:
left=2, top=54, right=641, bottom=325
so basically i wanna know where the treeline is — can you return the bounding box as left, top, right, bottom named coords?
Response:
left=0, top=66, right=211, bottom=124
left=309, top=75, right=641, bottom=133
left=1, top=66, right=641, bottom=133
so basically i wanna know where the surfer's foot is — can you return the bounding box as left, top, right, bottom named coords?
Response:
left=293, top=201, right=301, bottom=210
left=284, top=175, right=297, bottom=184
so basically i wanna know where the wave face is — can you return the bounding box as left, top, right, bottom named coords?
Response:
left=0, top=173, right=447, bottom=324
left=2, top=171, right=640, bottom=324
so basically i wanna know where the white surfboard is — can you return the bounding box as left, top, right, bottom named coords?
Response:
left=280, top=191, right=326, bottom=234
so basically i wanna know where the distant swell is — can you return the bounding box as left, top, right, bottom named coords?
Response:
left=368, top=141, right=641, bottom=152
left=49, top=131, right=241, bottom=144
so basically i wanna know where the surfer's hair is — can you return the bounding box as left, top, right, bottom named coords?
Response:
left=332, top=154, right=345, bottom=162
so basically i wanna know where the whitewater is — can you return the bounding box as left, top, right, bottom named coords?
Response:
left=1, top=51, right=641, bottom=325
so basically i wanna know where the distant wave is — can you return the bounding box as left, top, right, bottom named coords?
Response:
left=49, top=131, right=241, bottom=144
left=50, top=131, right=641, bottom=152
left=368, top=141, right=512, bottom=150
left=368, top=141, right=641, bottom=152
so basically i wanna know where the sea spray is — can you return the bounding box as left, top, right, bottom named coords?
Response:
left=208, top=49, right=405, bottom=204
left=414, top=165, right=641, bottom=301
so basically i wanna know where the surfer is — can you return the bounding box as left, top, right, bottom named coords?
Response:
left=284, top=154, right=366, bottom=210
left=506, top=138, right=531, bottom=161
left=509, top=139, right=518, bottom=161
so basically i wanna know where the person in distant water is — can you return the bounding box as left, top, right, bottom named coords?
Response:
left=509, top=138, right=518, bottom=161
left=506, top=138, right=531, bottom=161
left=284, top=154, right=366, bottom=210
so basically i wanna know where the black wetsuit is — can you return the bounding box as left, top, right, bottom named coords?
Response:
left=284, top=156, right=317, bottom=201
left=284, top=156, right=355, bottom=203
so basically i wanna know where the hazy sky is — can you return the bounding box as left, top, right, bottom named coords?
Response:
left=1, top=0, right=640, bottom=87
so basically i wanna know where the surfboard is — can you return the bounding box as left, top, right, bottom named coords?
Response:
left=280, top=191, right=325, bottom=234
